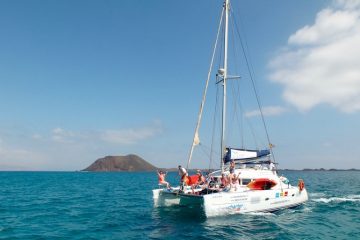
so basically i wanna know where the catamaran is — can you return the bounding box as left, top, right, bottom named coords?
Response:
left=153, top=0, right=308, bottom=217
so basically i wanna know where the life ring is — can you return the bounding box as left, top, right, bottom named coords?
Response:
left=298, top=179, right=305, bottom=191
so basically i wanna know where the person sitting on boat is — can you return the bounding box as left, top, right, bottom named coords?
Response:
left=230, top=172, right=241, bottom=191
left=269, top=161, right=276, bottom=174
left=279, top=175, right=290, bottom=188
left=220, top=173, right=229, bottom=188
left=157, top=170, right=170, bottom=189
left=178, top=165, right=188, bottom=190
left=207, top=174, right=216, bottom=189
left=196, top=170, right=206, bottom=185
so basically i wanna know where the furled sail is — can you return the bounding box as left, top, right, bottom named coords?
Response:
left=193, top=132, right=200, bottom=146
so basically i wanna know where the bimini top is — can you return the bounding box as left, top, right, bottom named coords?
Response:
left=224, top=147, right=270, bottom=164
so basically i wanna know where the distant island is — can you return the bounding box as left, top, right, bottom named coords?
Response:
left=82, top=154, right=158, bottom=172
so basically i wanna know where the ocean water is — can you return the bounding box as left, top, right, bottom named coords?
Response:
left=0, top=171, right=359, bottom=239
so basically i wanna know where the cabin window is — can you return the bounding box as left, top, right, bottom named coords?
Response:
left=241, top=178, right=252, bottom=185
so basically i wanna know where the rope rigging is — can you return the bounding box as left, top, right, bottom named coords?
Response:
left=186, top=1, right=277, bottom=170
left=186, top=6, right=224, bottom=170
left=230, top=6, right=277, bottom=164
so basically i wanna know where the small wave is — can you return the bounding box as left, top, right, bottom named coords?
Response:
left=309, top=192, right=326, bottom=198
left=312, top=195, right=360, bottom=203
left=245, top=212, right=275, bottom=216
left=301, top=206, right=312, bottom=212
left=347, top=194, right=360, bottom=199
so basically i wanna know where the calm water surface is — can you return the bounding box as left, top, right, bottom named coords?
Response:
left=0, top=171, right=359, bottom=239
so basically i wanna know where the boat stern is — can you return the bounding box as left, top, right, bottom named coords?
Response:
left=152, top=188, right=181, bottom=207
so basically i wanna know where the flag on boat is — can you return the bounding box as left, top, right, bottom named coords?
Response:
left=224, top=147, right=270, bottom=163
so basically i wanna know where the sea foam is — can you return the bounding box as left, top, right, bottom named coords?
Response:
left=312, top=195, right=360, bottom=203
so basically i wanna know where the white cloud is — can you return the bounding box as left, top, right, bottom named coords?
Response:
left=32, top=134, right=43, bottom=140
left=52, top=122, right=163, bottom=145
left=100, top=124, right=163, bottom=145
left=0, top=138, right=45, bottom=170
left=335, top=0, right=360, bottom=10
left=269, top=1, right=360, bottom=113
left=51, top=127, right=76, bottom=143
left=0, top=147, right=36, bottom=161
left=0, top=121, right=164, bottom=170
left=245, top=106, right=288, bottom=118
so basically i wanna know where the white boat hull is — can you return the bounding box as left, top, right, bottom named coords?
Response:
left=153, top=188, right=181, bottom=207
left=153, top=186, right=308, bottom=217
left=202, top=187, right=308, bottom=217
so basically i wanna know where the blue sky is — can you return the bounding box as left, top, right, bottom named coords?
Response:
left=0, top=0, right=359, bottom=170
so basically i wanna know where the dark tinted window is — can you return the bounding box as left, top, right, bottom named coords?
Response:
left=241, top=178, right=252, bottom=185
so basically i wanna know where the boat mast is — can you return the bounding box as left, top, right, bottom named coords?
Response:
left=220, top=0, right=229, bottom=174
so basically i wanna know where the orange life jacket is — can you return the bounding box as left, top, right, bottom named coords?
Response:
left=187, top=175, right=199, bottom=185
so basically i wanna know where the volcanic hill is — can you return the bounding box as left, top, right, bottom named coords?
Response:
left=83, top=154, right=157, bottom=172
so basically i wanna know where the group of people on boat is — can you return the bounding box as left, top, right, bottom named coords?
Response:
left=177, top=165, right=216, bottom=194
left=178, top=165, right=206, bottom=192
left=219, top=160, right=241, bottom=191
left=157, top=160, right=245, bottom=194
left=158, top=166, right=208, bottom=192
left=157, top=159, right=299, bottom=195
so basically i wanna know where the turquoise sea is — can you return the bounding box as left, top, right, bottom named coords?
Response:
left=0, top=171, right=359, bottom=239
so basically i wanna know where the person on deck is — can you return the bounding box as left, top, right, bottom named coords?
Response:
left=279, top=175, right=290, bottom=188
left=269, top=161, right=276, bottom=174
left=178, top=165, right=188, bottom=190
left=229, top=159, right=235, bottom=174
left=230, top=172, right=241, bottom=191
left=220, top=173, right=229, bottom=188
left=157, top=170, right=170, bottom=189
left=196, top=170, right=206, bottom=185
